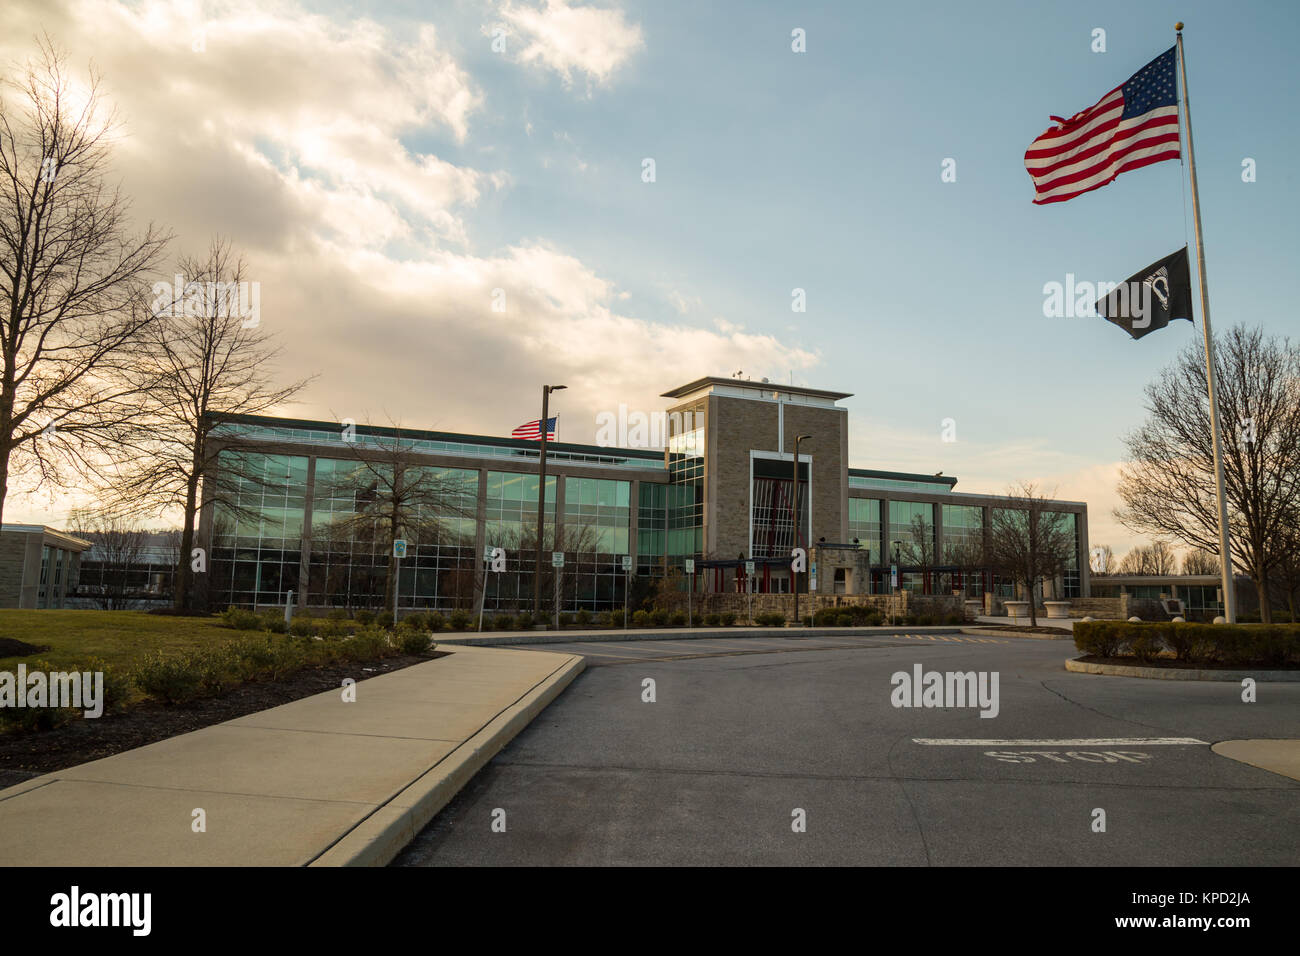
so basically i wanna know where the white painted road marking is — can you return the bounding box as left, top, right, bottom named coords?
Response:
left=912, top=737, right=1208, bottom=746
left=983, top=750, right=1155, bottom=763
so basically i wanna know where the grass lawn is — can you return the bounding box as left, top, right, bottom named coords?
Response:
left=0, top=609, right=261, bottom=674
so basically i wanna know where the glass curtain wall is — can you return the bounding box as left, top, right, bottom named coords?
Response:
left=562, top=476, right=630, bottom=611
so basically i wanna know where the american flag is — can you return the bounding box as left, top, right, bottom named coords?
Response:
left=1024, top=47, right=1180, bottom=205
left=511, top=417, right=556, bottom=440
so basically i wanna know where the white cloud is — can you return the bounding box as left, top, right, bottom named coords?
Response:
left=494, top=0, right=643, bottom=89
left=0, top=0, right=806, bottom=527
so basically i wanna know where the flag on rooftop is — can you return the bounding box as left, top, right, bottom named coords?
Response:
left=511, top=417, right=556, bottom=440
left=1025, top=46, right=1180, bottom=204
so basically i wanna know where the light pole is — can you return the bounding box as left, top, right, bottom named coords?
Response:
left=891, top=539, right=903, bottom=626
left=533, top=384, right=565, bottom=622
left=792, top=434, right=811, bottom=626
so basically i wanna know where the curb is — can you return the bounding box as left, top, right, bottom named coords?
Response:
left=437, top=625, right=968, bottom=647
left=307, top=652, right=585, bottom=867
left=1211, top=740, right=1300, bottom=782
left=960, top=627, right=1072, bottom=640
left=1065, top=657, right=1300, bottom=681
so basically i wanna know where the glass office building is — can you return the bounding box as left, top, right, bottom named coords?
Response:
left=197, top=377, right=1091, bottom=612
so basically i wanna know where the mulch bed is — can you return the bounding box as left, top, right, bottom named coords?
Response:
left=1078, top=655, right=1300, bottom=671
left=0, top=651, right=448, bottom=781
left=970, top=623, right=1072, bottom=635
left=0, top=638, right=50, bottom=657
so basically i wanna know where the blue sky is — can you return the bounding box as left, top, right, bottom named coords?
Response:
left=4, top=0, right=1298, bottom=555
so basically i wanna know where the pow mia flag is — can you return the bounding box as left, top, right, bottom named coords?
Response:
left=1094, top=246, right=1193, bottom=340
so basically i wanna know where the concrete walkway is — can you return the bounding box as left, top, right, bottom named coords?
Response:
left=0, top=644, right=582, bottom=866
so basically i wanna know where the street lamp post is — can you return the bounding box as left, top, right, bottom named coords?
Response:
left=891, top=540, right=903, bottom=626
left=533, top=384, right=565, bottom=621
left=792, top=434, right=811, bottom=627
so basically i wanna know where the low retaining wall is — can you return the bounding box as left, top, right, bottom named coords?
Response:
left=1066, top=596, right=1127, bottom=619
left=687, top=591, right=966, bottom=623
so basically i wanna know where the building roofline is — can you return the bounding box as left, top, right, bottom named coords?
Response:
left=1091, top=573, right=1246, bottom=584
left=660, top=376, right=853, bottom=402
left=1, top=525, right=93, bottom=549
left=205, top=412, right=665, bottom=462
left=848, top=467, right=958, bottom=487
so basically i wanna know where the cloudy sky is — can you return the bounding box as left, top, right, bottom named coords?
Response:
left=3, top=0, right=1298, bottom=558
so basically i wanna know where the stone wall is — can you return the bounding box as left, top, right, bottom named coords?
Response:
left=1126, top=597, right=1169, bottom=621
left=1065, top=596, right=1127, bottom=619
left=693, top=590, right=966, bottom=623
left=0, top=534, right=27, bottom=608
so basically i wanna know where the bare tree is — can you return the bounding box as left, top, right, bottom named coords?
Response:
left=1116, top=326, right=1300, bottom=623
left=943, top=531, right=986, bottom=595
left=1180, top=548, right=1220, bottom=576
left=1273, top=515, right=1300, bottom=623
left=1118, top=540, right=1178, bottom=575
left=986, top=482, right=1076, bottom=627
left=481, top=521, right=601, bottom=616
left=0, top=39, right=170, bottom=526
left=68, top=507, right=147, bottom=609
left=103, top=238, right=311, bottom=609
left=905, top=513, right=937, bottom=592
left=313, top=420, right=478, bottom=612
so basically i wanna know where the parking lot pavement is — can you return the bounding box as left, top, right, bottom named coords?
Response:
left=500, top=631, right=1009, bottom=667
left=393, top=635, right=1300, bottom=867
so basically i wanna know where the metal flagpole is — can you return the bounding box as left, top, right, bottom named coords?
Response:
left=477, top=551, right=487, bottom=632
left=1176, top=23, right=1237, bottom=623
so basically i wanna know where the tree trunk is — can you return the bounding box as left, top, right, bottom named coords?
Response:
left=387, top=512, right=400, bottom=615
left=0, top=454, right=8, bottom=539
left=1029, top=576, right=1038, bottom=627
left=1254, top=571, right=1272, bottom=624
left=0, top=401, right=11, bottom=530
left=174, top=468, right=201, bottom=610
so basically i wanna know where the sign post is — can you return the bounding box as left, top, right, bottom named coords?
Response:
left=621, top=555, right=632, bottom=631
left=685, top=558, right=695, bottom=628
left=478, top=545, right=494, bottom=632
left=393, top=539, right=408, bottom=622
left=890, top=563, right=898, bottom=627
left=745, top=560, right=755, bottom=625
left=551, top=552, right=564, bottom=630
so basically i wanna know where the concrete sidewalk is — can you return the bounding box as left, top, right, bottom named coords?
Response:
left=0, top=644, right=582, bottom=866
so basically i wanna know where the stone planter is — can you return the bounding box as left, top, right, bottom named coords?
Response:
left=1004, top=600, right=1030, bottom=619
left=1043, top=601, right=1071, bottom=619
left=964, top=599, right=983, bottom=619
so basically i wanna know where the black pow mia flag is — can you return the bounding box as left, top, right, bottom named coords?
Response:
left=1094, top=246, right=1194, bottom=340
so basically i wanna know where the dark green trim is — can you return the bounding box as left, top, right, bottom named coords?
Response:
left=848, top=468, right=958, bottom=487
left=204, top=411, right=666, bottom=462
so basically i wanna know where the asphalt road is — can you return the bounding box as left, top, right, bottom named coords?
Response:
left=393, top=631, right=1300, bottom=866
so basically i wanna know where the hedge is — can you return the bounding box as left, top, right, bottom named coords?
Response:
left=1074, top=620, right=1300, bottom=667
